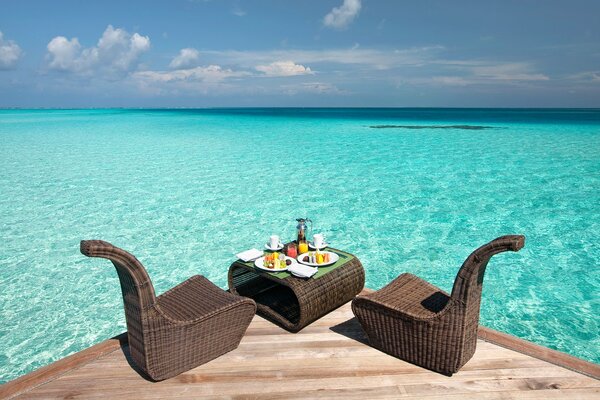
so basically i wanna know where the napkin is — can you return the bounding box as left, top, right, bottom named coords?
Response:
left=288, top=263, right=318, bottom=279
left=236, top=248, right=263, bottom=262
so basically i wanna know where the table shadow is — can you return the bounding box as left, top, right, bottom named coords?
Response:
left=329, top=317, right=370, bottom=345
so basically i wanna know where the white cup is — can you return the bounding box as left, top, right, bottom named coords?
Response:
left=313, top=233, right=325, bottom=248
left=269, top=235, right=280, bottom=249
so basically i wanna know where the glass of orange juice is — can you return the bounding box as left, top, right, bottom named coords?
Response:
left=298, top=240, right=309, bottom=254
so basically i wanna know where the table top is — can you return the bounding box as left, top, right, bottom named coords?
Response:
left=232, top=247, right=356, bottom=281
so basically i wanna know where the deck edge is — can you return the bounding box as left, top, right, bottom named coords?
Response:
left=0, top=333, right=127, bottom=399
left=477, top=326, right=600, bottom=380
left=2, top=300, right=598, bottom=398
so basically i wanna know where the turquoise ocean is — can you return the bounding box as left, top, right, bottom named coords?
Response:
left=0, top=108, right=599, bottom=383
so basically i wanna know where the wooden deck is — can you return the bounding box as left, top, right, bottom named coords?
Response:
left=2, top=291, right=599, bottom=399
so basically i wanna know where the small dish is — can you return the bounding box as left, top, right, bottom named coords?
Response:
left=265, top=242, right=284, bottom=251
left=308, top=241, right=330, bottom=250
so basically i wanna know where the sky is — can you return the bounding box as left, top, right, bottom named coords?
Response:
left=1, top=0, right=599, bottom=108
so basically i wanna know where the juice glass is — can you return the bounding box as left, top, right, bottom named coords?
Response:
left=298, top=240, right=309, bottom=254
left=286, top=243, right=298, bottom=258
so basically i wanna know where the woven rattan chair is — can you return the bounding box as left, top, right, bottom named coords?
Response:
left=80, top=240, right=256, bottom=381
left=352, top=235, right=525, bottom=375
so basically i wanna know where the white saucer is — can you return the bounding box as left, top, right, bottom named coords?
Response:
left=265, top=242, right=284, bottom=251
left=308, top=241, right=329, bottom=250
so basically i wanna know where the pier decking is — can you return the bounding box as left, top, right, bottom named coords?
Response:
left=2, top=290, right=599, bottom=399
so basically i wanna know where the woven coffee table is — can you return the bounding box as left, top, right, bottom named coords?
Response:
left=228, top=247, right=364, bottom=332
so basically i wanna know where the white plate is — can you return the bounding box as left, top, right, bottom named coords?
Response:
left=297, top=251, right=339, bottom=267
left=264, top=242, right=284, bottom=251
left=254, top=256, right=294, bottom=272
left=308, top=241, right=330, bottom=250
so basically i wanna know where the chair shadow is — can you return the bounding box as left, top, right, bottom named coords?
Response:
left=329, top=317, right=370, bottom=345
left=117, top=336, right=157, bottom=382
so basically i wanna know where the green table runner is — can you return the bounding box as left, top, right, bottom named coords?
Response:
left=236, top=247, right=355, bottom=280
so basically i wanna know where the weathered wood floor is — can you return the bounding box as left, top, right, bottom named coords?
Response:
left=2, top=293, right=599, bottom=399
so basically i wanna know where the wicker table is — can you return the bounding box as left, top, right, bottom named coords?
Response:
left=228, top=248, right=364, bottom=332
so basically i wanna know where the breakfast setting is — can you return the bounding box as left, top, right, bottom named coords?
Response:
left=228, top=217, right=364, bottom=335
left=235, top=218, right=345, bottom=279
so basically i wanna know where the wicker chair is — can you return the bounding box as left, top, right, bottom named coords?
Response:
left=352, top=235, right=525, bottom=375
left=80, top=240, right=256, bottom=381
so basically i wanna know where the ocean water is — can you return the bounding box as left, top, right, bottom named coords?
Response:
left=0, top=108, right=599, bottom=383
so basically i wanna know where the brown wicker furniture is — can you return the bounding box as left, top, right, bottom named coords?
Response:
left=352, top=235, right=525, bottom=375
left=80, top=240, right=256, bottom=381
left=228, top=247, right=364, bottom=332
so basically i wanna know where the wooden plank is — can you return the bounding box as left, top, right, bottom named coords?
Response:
left=18, top=367, right=600, bottom=399
left=0, top=334, right=126, bottom=400
left=3, top=289, right=599, bottom=399
left=13, top=326, right=600, bottom=399
left=478, top=326, right=600, bottom=379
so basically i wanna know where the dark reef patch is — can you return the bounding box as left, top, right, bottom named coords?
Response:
left=369, top=125, right=501, bottom=130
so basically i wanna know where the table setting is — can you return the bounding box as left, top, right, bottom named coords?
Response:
left=229, top=217, right=365, bottom=332
left=235, top=218, right=343, bottom=279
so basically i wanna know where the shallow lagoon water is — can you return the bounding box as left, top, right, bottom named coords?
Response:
left=0, top=108, right=599, bottom=382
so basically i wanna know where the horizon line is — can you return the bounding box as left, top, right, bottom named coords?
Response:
left=2, top=106, right=600, bottom=111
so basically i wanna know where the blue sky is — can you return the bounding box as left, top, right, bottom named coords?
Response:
left=1, top=0, right=599, bottom=107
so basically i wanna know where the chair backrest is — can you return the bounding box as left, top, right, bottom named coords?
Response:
left=80, top=240, right=157, bottom=327
left=450, top=235, right=525, bottom=319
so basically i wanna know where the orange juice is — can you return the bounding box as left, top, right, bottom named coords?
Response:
left=298, top=241, right=309, bottom=254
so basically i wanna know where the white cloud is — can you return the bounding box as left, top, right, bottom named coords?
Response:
left=133, top=65, right=248, bottom=84
left=255, top=61, right=314, bottom=77
left=431, top=76, right=470, bottom=86
left=47, top=36, right=86, bottom=71
left=36, top=32, right=555, bottom=99
left=132, top=65, right=251, bottom=96
left=567, top=71, right=600, bottom=83
left=46, top=25, right=150, bottom=74
left=204, top=46, right=443, bottom=70
left=399, top=61, right=549, bottom=87
left=232, top=6, right=246, bottom=17
left=282, top=82, right=344, bottom=95
left=470, top=63, right=549, bottom=81
left=0, top=31, right=23, bottom=70
left=323, top=0, right=362, bottom=29
left=169, top=48, right=200, bottom=69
